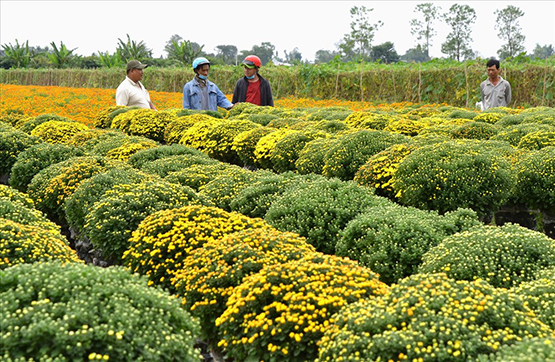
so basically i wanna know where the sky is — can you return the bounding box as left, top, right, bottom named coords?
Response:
left=1, top=0, right=554, bottom=62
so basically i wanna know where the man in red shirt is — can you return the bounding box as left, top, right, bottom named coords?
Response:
left=232, top=55, right=274, bottom=107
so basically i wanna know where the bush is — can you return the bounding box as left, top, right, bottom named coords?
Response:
left=105, top=141, right=157, bottom=162
left=30, top=120, right=90, bottom=144
left=295, top=137, right=338, bottom=175
left=202, top=119, right=261, bottom=164
left=92, top=105, right=127, bottom=128
left=231, top=127, right=277, bottom=167
left=65, top=167, right=158, bottom=237
left=322, top=130, right=409, bottom=180
left=513, top=146, right=555, bottom=212
left=172, top=227, right=316, bottom=342
left=474, top=112, right=504, bottom=124
left=215, top=253, right=389, bottom=362
left=265, top=178, right=392, bottom=254
left=27, top=156, right=125, bottom=221
left=17, top=113, right=74, bottom=134
left=122, top=205, right=269, bottom=292
left=490, top=123, right=555, bottom=146
left=0, top=218, right=81, bottom=269
left=254, top=129, right=297, bottom=169
left=179, top=116, right=225, bottom=153
left=1, top=262, right=201, bottom=361
left=451, top=121, right=499, bottom=140
left=518, top=130, right=555, bottom=150
left=419, top=223, right=555, bottom=288
left=270, top=130, right=328, bottom=173
left=393, top=140, right=516, bottom=217
left=79, top=130, right=127, bottom=152
left=83, top=134, right=158, bottom=157
left=163, top=114, right=201, bottom=145
left=139, top=153, right=218, bottom=177
left=511, top=268, right=555, bottom=329
left=238, top=113, right=279, bottom=126
left=165, top=162, right=242, bottom=191
left=126, top=109, right=177, bottom=142
left=484, top=337, right=555, bottom=362
left=344, top=111, right=393, bottom=130
left=312, top=119, right=350, bottom=133
left=127, top=143, right=207, bottom=169
left=336, top=205, right=482, bottom=284
left=0, top=184, right=34, bottom=208
left=354, top=143, right=415, bottom=199
left=0, top=197, right=61, bottom=235
left=0, top=130, right=42, bottom=175
left=317, top=273, right=552, bottom=362
left=198, top=168, right=274, bottom=211
left=9, top=143, right=85, bottom=192
left=384, top=118, right=427, bottom=136
left=84, top=180, right=204, bottom=263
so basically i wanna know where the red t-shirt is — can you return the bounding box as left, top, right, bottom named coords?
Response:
left=245, top=79, right=261, bottom=105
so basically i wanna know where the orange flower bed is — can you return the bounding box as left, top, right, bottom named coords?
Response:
left=1, top=84, right=431, bottom=128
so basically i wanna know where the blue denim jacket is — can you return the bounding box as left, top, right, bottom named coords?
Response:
left=182, top=77, right=232, bottom=111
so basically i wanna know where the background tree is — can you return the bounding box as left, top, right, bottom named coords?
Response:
left=495, top=5, right=526, bottom=60
left=98, top=50, right=124, bottom=68
left=215, top=45, right=238, bottom=65
left=116, top=34, right=152, bottom=62
left=240, top=42, right=276, bottom=65
left=47, top=41, right=77, bottom=68
left=441, top=4, right=476, bottom=61
left=166, top=39, right=204, bottom=67
left=284, top=47, right=303, bottom=64
left=410, top=3, right=441, bottom=58
left=531, top=43, right=555, bottom=59
left=1, top=39, right=34, bottom=68
left=371, top=41, right=400, bottom=63
left=340, top=6, right=383, bottom=61
left=314, top=49, right=341, bottom=63
left=401, top=44, right=430, bottom=63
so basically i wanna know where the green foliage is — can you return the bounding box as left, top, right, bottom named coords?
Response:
left=317, top=273, right=552, bottom=362
left=337, top=205, right=481, bottom=284
left=1, top=262, right=201, bottom=361
left=231, top=127, right=276, bottom=167
left=254, top=129, right=297, bottom=170
left=484, top=337, right=555, bottom=362
left=139, top=153, right=218, bottom=178
left=354, top=143, right=415, bottom=199
left=9, top=143, right=84, bottom=192
left=82, top=132, right=157, bottom=157
left=393, top=140, right=516, bottom=216
left=295, top=137, right=338, bottom=175
left=0, top=184, right=34, bottom=209
left=511, top=269, right=555, bottom=330
left=179, top=116, right=225, bottom=153
left=84, top=180, right=204, bottom=263
left=513, top=146, right=555, bottom=211
left=0, top=197, right=61, bottom=235
left=198, top=168, right=274, bottom=211
left=173, top=227, right=315, bottom=342
left=29, top=120, right=89, bottom=144
left=111, top=108, right=177, bottom=142
left=202, top=119, right=261, bottom=164
left=265, top=178, right=392, bottom=254
left=517, top=130, right=555, bottom=150
left=270, top=130, right=327, bottom=173
left=123, top=205, right=268, bottom=293
left=163, top=115, right=198, bottom=144
left=164, top=163, right=233, bottom=191
left=0, top=218, right=81, bottom=269
left=27, top=156, right=124, bottom=221
left=0, top=130, right=42, bottom=175
left=419, top=223, right=555, bottom=288
left=230, top=172, right=325, bottom=218
left=16, top=113, right=75, bottom=134
left=127, top=143, right=207, bottom=169
left=65, top=167, right=157, bottom=237
left=451, top=121, right=499, bottom=140
left=322, top=130, right=409, bottom=180
left=215, top=253, right=389, bottom=362
left=491, top=123, right=555, bottom=146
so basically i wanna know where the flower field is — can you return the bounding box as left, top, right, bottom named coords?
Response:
left=1, top=83, right=555, bottom=362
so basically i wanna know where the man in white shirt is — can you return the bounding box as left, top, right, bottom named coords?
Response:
left=480, top=58, right=511, bottom=110
left=116, top=60, right=156, bottom=110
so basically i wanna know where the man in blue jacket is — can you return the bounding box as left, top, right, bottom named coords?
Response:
left=183, top=57, right=233, bottom=110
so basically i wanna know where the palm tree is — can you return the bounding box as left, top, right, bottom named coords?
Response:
left=116, top=34, right=152, bottom=62
left=2, top=39, right=33, bottom=68
left=48, top=41, right=77, bottom=68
